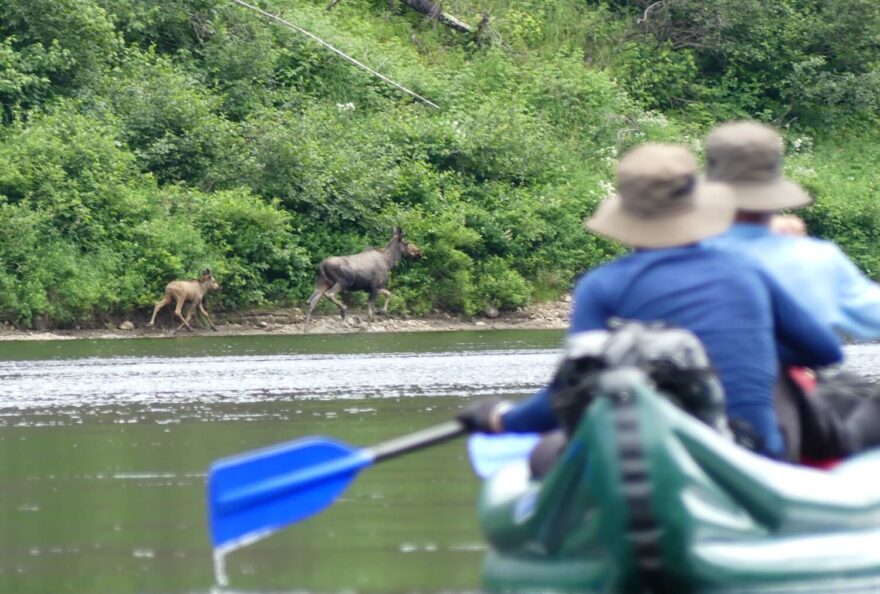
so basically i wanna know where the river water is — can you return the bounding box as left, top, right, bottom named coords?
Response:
left=1, top=331, right=878, bottom=594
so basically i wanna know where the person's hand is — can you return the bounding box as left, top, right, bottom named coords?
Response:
left=456, top=397, right=512, bottom=433
left=770, top=214, right=806, bottom=237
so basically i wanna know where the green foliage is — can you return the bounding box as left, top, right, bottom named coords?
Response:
left=791, top=132, right=880, bottom=277
left=105, top=50, right=245, bottom=187
left=0, top=36, right=72, bottom=122
left=94, top=0, right=219, bottom=54
left=0, top=0, right=120, bottom=92
left=190, top=189, right=311, bottom=305
left=474, top=257, right=530, bottom=311
left=0, top=104, right=150, bottom=247
left=0, top=0, right=877, bottom=327
left=615, top=41, right=698, bottom=111
left=612, top=0, right=880, bottom=128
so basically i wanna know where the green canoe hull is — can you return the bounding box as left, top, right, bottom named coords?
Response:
left=479, top=368, right=880, bottom=593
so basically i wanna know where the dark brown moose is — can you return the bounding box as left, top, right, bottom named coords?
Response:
left=147, top=269, right=220, bottom=332
left=304, top=227, right=421, bottom=333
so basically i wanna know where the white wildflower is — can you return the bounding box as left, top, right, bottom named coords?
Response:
left=790, top=136, right=813, bottom=154
left=451, top=120, right=465, bottom=138
left=638, top=111, right=669, bottom=127
left=598, top=179, right=615, bottom=196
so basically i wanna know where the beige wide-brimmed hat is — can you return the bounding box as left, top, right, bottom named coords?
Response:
left=586, top=143, right=735, bottom=248
left=705, top=121, right=811, bottom=212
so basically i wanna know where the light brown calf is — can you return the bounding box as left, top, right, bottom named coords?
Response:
left=147, top=269, right=220, bottom=332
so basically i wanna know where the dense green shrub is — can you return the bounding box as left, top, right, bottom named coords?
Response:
left=0, top=0, right=877, bottom=327
left=611, top=0, right=880, bottom=128
left=104, top=51, right=246, bottom=187
left=791, top=132, right=880, bottom=277
left=0, top=0, right=120, bottom=93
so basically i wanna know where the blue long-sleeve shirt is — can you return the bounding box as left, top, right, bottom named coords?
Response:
left=710, top=223, right=880, bottom=340
left=501, top=244, right=843, bottom=458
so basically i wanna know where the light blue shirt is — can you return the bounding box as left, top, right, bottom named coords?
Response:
left=710, top=223, right=880, bottom=341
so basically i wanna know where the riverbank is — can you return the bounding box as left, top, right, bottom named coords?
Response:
left=0, top=299, right=572, bottom=341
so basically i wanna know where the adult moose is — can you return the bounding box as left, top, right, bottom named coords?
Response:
left=304, top=227, right=421, bottom=333
left=147, top=269, right=220, bottom=332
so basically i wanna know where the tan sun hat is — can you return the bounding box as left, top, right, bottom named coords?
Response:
left=705, top=121, right=811, bottom=212
left=586, top=143, right=735, bottom=248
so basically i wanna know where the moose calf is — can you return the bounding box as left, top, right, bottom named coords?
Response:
left=304, top=227, right=421, bottom=333
left=147, top=269, right=220, bottom=332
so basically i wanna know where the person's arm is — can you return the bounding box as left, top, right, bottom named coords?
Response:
left=498, top=275, right=611, bottom=432
left=763, top=268, right=843, bottom=368
left=498, top=386, right=558, bottom=432
left=831, top=245, right=880, bottom=340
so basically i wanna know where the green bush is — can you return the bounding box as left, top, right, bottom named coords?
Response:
left=0, top=0, right=877, bottom=328
left=791, top=132, right=880, bottom=276
left=474, top=257, right=530, bottom=311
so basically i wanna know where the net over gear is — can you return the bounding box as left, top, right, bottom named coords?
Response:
left=549, top=319, right=731, bottom=438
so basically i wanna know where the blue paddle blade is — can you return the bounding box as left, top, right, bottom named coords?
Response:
left=209, top=437, right=373, bottom=549
left=467, top=433, right=541, bottom=478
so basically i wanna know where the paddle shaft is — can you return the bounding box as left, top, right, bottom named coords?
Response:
left=368, top=420, right=467, bottom=462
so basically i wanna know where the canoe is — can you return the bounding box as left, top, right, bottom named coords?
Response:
left=478, top=367, right=880, bottom=593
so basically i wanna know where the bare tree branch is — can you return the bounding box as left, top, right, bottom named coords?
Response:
left=637, top=1, right=664, bottom=24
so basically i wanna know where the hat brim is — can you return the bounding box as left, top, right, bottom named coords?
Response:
left=585, top=181, right=735, bottom=248
left=725, top=178, right=812, bottom=212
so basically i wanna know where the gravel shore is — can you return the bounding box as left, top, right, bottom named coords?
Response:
left=0, top=299, right=572, bottom=341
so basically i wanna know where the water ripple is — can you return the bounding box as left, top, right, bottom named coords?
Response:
left=0, top=349, right=559, bottom=412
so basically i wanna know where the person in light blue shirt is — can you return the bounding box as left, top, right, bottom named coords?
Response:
left=704, top=121, right=880, bottom=459
left=705, top=121, right=880, bottom=341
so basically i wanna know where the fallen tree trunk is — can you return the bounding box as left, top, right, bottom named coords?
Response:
left=328, top=0, right=475, bottom=35
left=400, top=0, right=474, bottom=33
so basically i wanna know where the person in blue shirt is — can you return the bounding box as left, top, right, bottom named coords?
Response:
left=457, top=142, right=842, bottom=460
left=704, top=120, right=880, bottom=458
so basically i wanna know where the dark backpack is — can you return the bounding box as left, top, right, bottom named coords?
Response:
left=549, top=320, right=730, bottom=438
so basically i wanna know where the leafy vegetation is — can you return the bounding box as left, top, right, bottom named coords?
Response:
left=0, top=0, right=877, bottom=327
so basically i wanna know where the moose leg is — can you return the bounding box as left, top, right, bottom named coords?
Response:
left=147, top=295, right=171, bottom=327
left=182, top=300, right=203, bottom=330
left=378, top=288, right=393, bottom=315
left=174, top=298, right=195, bottom=332
left=366, top=290, right=378, bottom=322
left=198, top=302, right=218, bottom=331
left=324, top=284, right=348, bottom=321
left=184, top=303, right=200, bottom=329
left=304, top=287, right=328, bottom=333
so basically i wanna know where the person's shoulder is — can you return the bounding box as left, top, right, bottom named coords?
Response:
left=777, top=235, right=852, bottom=268
left=573, top=252, right=640, bottom=294
left=575, top=258, right=618, bottom=287
left=697, top=244, right=779, bottom=286
left=582, top=251, right=640, bottom=275
left=797, top=235, right=847, bottom=256
left=695, top=243, right=757, bottom=267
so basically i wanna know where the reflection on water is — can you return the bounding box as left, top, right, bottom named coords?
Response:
left=0, top=331, right=877, bottom=594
